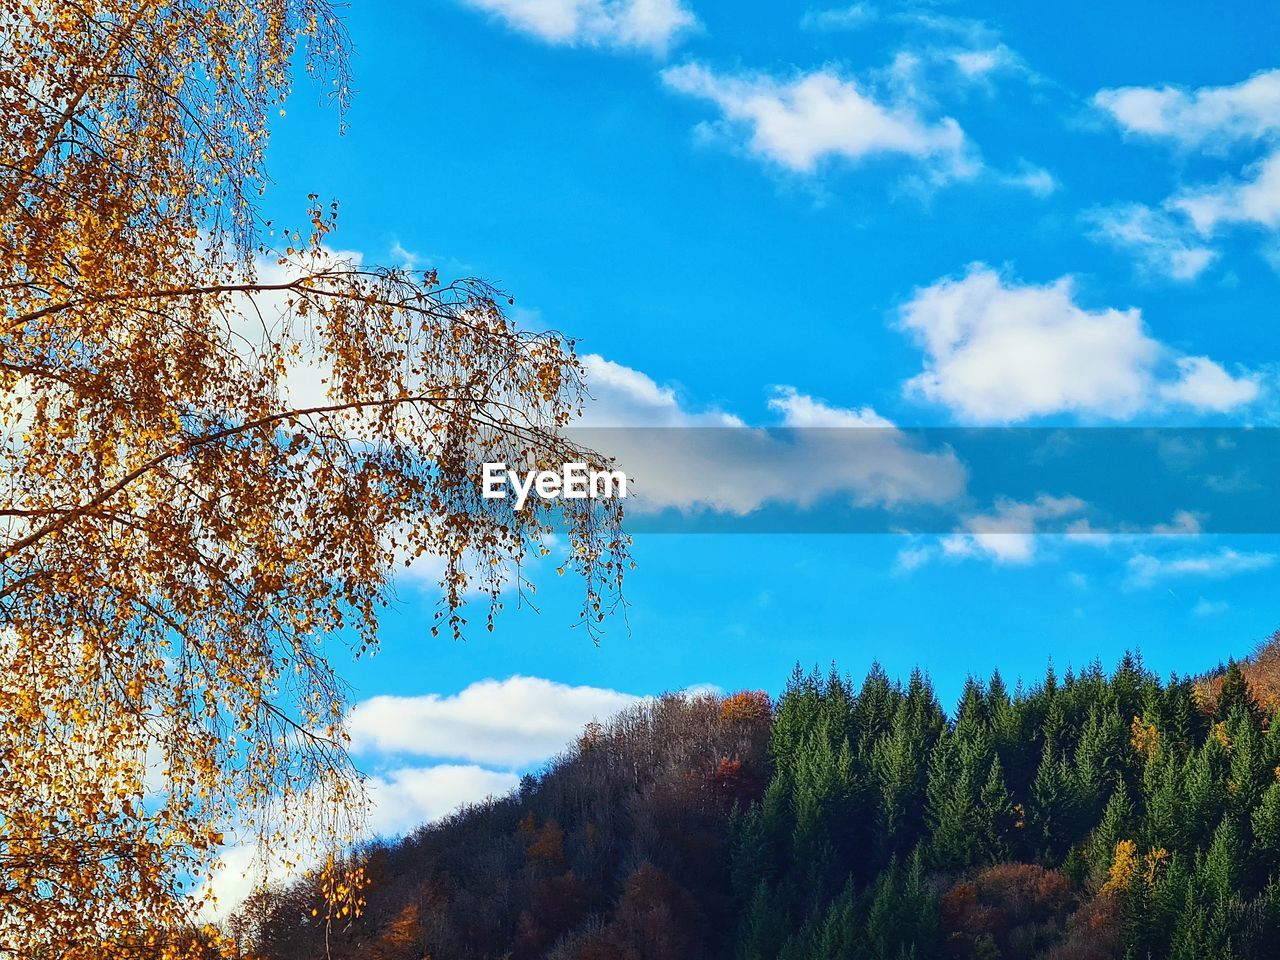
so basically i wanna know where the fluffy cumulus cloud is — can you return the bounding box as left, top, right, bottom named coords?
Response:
left=660, top=63, right=970, bottom=177
left=1086, top=204, right=1218, bottom=280
left=1125, top=547, right=1276, bottom=588
left=366, top=765, right=522, bottom=837
left=1094, top=69, right=1280, bottom=149
left=458, top=0, right=695, bottom=51
left=347, top=675, right=642, bottom=767
left=1158, top=356, right=1264, bottom=411
left=577, top=354, right=743, bottom=427
left=201, top=675, right=647, bottom=917
left=897, top=264, right=1260, bottom=422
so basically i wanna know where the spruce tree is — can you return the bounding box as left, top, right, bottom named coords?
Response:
left=1218, top=660, right=1262, bottom=727
left=1252, top=782, right=1280, bottom=857
left=1203, top=816, right=1245, bottom=904
left=1090, top=780, right=1136, bottom=880
left=1031, top=747, right=1085, bottom=863
left=1183, top=739, right=1228, bottom=851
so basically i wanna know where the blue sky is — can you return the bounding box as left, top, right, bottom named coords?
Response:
left=223, top=0, right=1280, bottom=867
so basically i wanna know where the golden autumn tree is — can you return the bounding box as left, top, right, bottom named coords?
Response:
left=0, top=0, right=626, bottom=955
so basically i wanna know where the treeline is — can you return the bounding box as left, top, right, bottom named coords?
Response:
left=237, top=642, right=1280, bottom=959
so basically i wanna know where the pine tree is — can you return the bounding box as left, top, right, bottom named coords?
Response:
left=1218, top=660, right=1262, bottom=726
left=1031, top=747, right=1085, bottom=863
left=1090, top=780, right=1136, bottom=880
left=1226, top=705, right=1269, bottom=818
left=1252, top=782, right=1280, bottom=857
left=1144, top=751, right=1189, bottom=854
left=1111, top=651, right=1148, bottom=722
left=810, top=881, right=862, bottom=960
left=1203, top=817, right=1245, bottom=903
left=1075, top=708, right=1127, bottom=822
left=854, top=662, right=898, bottom=751
left=1183, top=739, right=1228, bottom=851
left=871, top=714, right=924, bottom=863
left=978, top=755, right=1013, bottom=863
left=737, top=880, right=785, bottom=960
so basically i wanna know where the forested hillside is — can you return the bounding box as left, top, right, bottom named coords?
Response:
left=237, top=639, right=1280, bottom=960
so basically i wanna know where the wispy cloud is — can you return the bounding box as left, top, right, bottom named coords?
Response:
left=1094, top=69, right=1280, bottom=150
left=800, top=3, right=877, bottom=31
left=1094, top=70, right=1280, bottom=259
left=458, top=0, right=695, bottom=52
left=1000, top=162, right=1057, bottom=197
left=941, top=495, right=1089, bottom=564
left=1086, top=203, right=1218, bottom=280
left=1173, top=150, right=1280, bottom=234
left=1192, top=597, right=1230, bottom=617
left=660, top=62, right=973, bottom=179
left=1125, top=547, right=1276, bottom=588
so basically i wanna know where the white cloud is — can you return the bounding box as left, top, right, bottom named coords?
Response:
left=1158, top=356, right=1261, bottom=411
left=1086, top=204, right=1218, bottom=280
left=1173, top=149, right=1280, bottom=233
left=949, top=45, right=1020, bottom=81
left=1192, top=597, right=1230, bottom=617
left=800, top=3, right=877, bottom=30
left=459, top=0, right=695, bottom=51
left=1125, top=547, right=1276, bottom=588
left=389, top=240, right=419, bottom=270
left=366, top=764, right=520, bottom=836
left=660, top=63, right=971, bottom=177
left=1094, top=69, right=1280, bottom=149
left=767, top=386, right=893, bottom=428
left=570, top=360, right=967, bottom=515
left=347, top=675, right=641, bottom=767
left=1000, top=162, right=1057, bottom=197
left=893, top=543, right=934, bottom=573
left=577, top=354, right=742, bottom=427
left=200, top=763, right=516, bottom=919
left=898, top=264, right=1259, bottom=422
left=1094, top=71, right=1280, bottom=260
left=941, top=494, right=1088, bottom=564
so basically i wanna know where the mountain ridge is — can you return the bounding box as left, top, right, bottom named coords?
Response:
left=234, top=635, right=1280, bottom=960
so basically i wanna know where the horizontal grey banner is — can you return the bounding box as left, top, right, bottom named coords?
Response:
left=507, top=427, right=1280, bottom=534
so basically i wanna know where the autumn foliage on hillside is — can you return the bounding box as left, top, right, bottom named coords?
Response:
left=1196, top=631, right=1280, bottom=716
left=241, top=649, right=1280, bottom=960
left=236, top=692, right=772, bottom=959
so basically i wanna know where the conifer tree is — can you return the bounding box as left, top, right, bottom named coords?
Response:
left=1227, top=705, right=1269, bottom=819
left=1183, top=739, right=1229, bottom=851
left=1144, top=749, right=1189, bottom=853
left=1218, top=660, right=1263, bottom=727
left=1075, top=708, right=1128, bottom=822
left=872, top=716, right=925, bottom=862
left=1090, top=780, right=1136, bottom=881
left=854, top=662, right=899, bottom=751
left=1031, top=748, right=1085, bottom=863
left=978, top=756, right=1014, bottom=863
left=1252, top=782, right=1280, bottom=858
left=1203, top=816, right=1245, bottom=904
